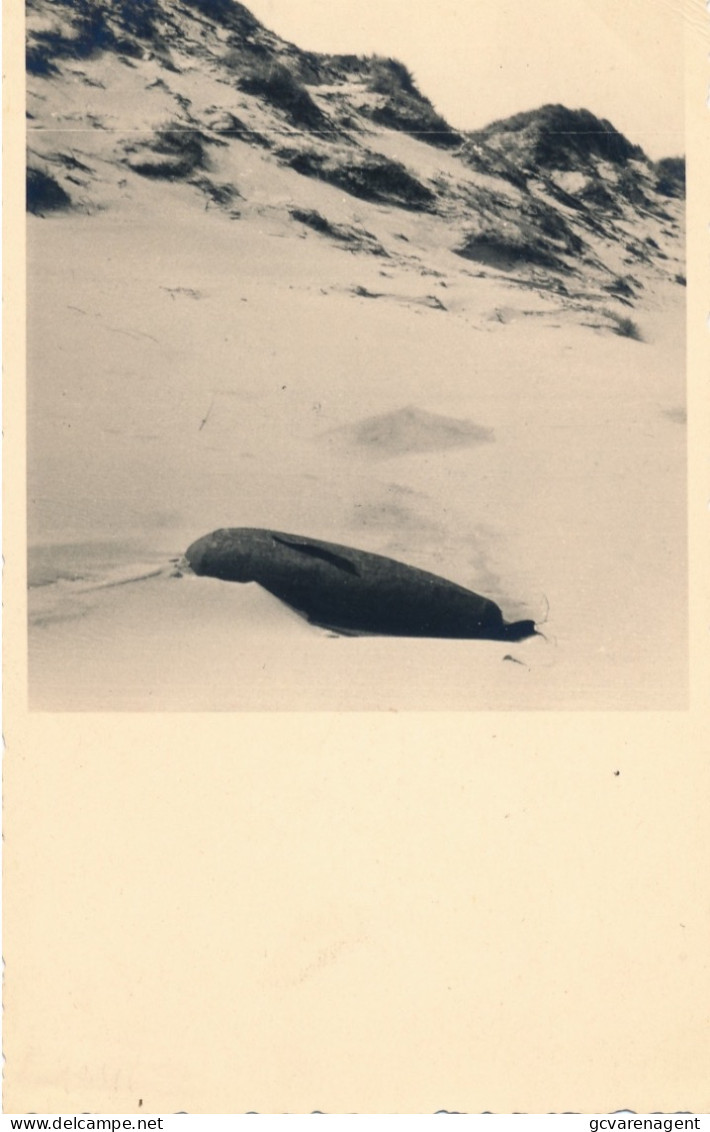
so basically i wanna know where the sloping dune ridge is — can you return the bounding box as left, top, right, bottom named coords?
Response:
left=26, top=0, right=687, bottom=709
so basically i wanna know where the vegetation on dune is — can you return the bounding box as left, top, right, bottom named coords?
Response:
left=289, top=208, right=388, bottom=255
left=369, top=98, right=460, bottom=148
left=270, top=48, right=461, bottom=146
left=110, top=0, right=162, bottom=40
left=289, top=207, right=335, bottom=235
left=614, top=167, right=652, bottom=208
left=603, top=309, right=644, bottom=341
left=25, top=0, right=684, bottom=299
left=468, top=105, right=646, bottom=171
left=522, top=196, right=584, bottom=253
left=124, top=124, right=210, bottom=179
left=455, top=228, right=571, bottom=273
left=603, top=275, right=639, bottom=300
left=193, top=176, right=240, bottom=207
left=26, top=167, right=73, bottom=214
left=368, top=57, right=419, bottom=97
left=26, top=0, right=260, bottom=72
left=455, top=188, right=586, bottom=273
left=459, top=141, right=529, bottom=189
left=26, top=0, right=151, bottom=70
left=655, top=156, right=685, bottom=198
left=232, top=57, right=334, bottom=133
left=205, top=109, right=269, bottom=147
left=180, top=0, right=261, bottom=34
left=282, top=148, right=436, bottom=212
left=578, top=179, right=619, bottom=212
left=366, top=56, right=461, bottom=148
left=26, top=40, right=60, bottom=75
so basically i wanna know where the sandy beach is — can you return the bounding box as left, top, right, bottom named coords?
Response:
left=25, top=0, right=687, bottom=711
left=27, top=185, right=686, bottom=710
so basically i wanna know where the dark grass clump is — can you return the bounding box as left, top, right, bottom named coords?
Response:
left=283, top=149, right=435, bottom=212
left=655, top=156, right=685, bottom=199
left=26, top=0, right=212, bottom=73
left=181, top=0, right=261, bottom=34
left=603, top=309, right=644, bottom=341
left=25, top=0, right=164, bottom=72
left=369, top=99, right=461, bottom=148
left=126, top=124, right=208, bottom=179
left=612, top=317, right=643, bottom=340
left=468, top=105, right=645, bottom=172
left=455, top=230, right=569, bottom=273
left=234, top=58, right=332, bottom=133
left=603, top=275, right=637, bottom=299
left=523, top=196, right=584, bottom=252
left=193, top=177, right=239, bottom=206
left=114, top=0, right=161, bottom=40
left=365, top=56, right=461, bottom=148
left=65, top=1, right=119, bottom=53
left=458, top=142, right=528, bottom=190
left=26, top=42, right=60, bottom=76
left=26, top=24, right=116, bottom=70
left=289, top=208, right=388, bottom=255
left=368, top=57, right=419, bottom=97
left=206, top=110, right=258, bottom=140
left=309, top=51, right=460, bottom=146
left=26, top=167, right=72, bottom=214
left=615, top=168, right=652, bottom=208
left=578, top=179, right=621, bottom=213
left=455, top=196, right=583, bottom=274
left=290, top=207, right=335, bottom=235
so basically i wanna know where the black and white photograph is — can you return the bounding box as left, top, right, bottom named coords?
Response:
left=25, top=0, right=689, bottom=710
left=6, top=1, right=710, bottom=1117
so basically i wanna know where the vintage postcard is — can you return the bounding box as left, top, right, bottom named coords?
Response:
left=4, top=0, right=709, bottom=1114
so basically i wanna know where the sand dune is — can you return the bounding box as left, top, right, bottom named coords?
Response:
left=27, top=196, right=686, bottom=710
left=25, top=0, right=686, bottom=711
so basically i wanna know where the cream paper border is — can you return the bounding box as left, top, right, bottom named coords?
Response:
left=4, top=0, right=709, bottom=1115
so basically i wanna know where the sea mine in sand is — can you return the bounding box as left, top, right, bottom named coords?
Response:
left=184, top=527, right=537, bottom=641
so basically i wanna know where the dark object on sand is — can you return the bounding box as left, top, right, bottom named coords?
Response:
left=185, top=528, right=537, bottom=642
